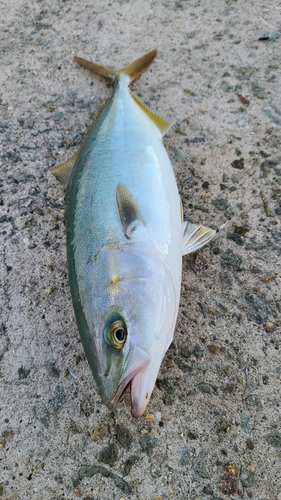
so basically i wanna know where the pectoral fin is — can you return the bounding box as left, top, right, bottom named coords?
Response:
left=116, top=183, right=143, bottom=238
left=182, top=221, right=216, bottom=255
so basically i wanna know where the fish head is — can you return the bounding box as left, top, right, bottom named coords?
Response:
left=81, top=244, right=178, bottom=418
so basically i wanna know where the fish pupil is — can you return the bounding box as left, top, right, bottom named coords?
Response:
left=115, top=328, right=125, bottom=342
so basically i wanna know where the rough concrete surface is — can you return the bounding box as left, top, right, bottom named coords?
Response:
left=1, top=0, right=281, bottom=499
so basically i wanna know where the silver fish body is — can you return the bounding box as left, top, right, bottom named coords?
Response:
left=52, top=51, right=215, bottom=418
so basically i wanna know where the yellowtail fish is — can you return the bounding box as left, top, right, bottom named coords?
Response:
left=51, top=49, right=215, bottom=418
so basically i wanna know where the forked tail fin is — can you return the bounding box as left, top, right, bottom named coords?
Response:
left=74, top=49, right=157, bottom=85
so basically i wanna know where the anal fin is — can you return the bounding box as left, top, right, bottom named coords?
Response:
left=182, top=221, right=216, bottom=255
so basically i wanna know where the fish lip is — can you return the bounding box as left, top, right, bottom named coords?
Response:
left=105, top=344, right=150, bottom=413
left=108, top=367, right=141, bottom=412
left=130, top=369, right=150, bottom=419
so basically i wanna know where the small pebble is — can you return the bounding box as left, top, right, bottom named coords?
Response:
left=224, top=366, right=233, bottom=377
left=231, top=158, right=244, bottom=170
left=266, top=431, right=281, bottom=448
left=261, top=273, right=275, bottom=282
left=123, top=455, right=138, bottom=476
left=266, top=321, right=275, bottom=333
left=207, top=344, right=221, bottom=354
left=246, top=438, right=254, bottom=450
left=212, top=198, right=228, bottom=211
left=145, top=413, right=154, bottom=422
left=47, top=366, right=59, bottom=378
left=116, top=424, right=132, bottom=448
left=99, top=443, right=118, bottom=465
left=91, top=425, right=109, bottom=442
left=38, top=122, right=49, bottom=133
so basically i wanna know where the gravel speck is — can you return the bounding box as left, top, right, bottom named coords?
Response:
left=266, top=431, right=281, bottom=448
left=79, top=465, right=132, bottom=494
left=140, top=434, right=158, bottom=455
left=99, top=443, right=119, bottom=466
left=227, top=232, right=244, bottom=246
left=221, top=249, right=244, bottom=271
left=116, top=424, right=133, bottom=448
left=241, top=472, right=256, bottom=488
left=244, top=291, right=268, bottom=322
left=45, top=385, right=66, bottom=414
left=212, top=198, right=228, bottom=211
left=246, top=438, right=255, bottom=450
left=198, top=383, right=215, bottom=395
left=123, top=455, right=138, bottom=476
left=244, top=394, right=261, bottom=407
left=240, top=413, right=253, bottom=434
left=90, top=425, right=109, bottom=442
left=13, top=172, right=26, bottom=183
left=231, top=158, right=244, bottom=169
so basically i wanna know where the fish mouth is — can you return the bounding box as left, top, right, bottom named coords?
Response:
left=108, top=344, right=150, bottom=414
left=109, top=366, right=150, bottom=419
left=109, top=368, right=140, bottom=412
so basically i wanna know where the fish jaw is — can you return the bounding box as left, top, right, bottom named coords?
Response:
left=108, top=345, right=165, bottom=419
left=130, top=369, right=151, bottom=419
left=107, top=342, right=150, bottom=412
left=108, top=369, right=153, bottom=419
left=130, top=350, right=166, bottom=418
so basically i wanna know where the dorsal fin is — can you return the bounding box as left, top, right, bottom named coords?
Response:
left=130, top=91, right=172, bottom=136
left=116, top=183, right=143, bottom=238
left=51, top=99, right=108, bottom=187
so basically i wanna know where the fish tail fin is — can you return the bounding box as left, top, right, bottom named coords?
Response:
left=74, top=49, right=157, bottom=85
left=120, top=49, right=158, bottom=83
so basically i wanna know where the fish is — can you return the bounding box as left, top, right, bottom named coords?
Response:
left=51, top=49, right=215, bottom=418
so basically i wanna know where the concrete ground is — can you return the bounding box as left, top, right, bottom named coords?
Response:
left=1, top=0, right=281, bottom=499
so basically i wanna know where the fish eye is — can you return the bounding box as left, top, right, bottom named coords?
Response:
left=104, top=319, right=127, bottom=349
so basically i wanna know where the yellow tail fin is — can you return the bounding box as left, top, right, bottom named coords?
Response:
left=74, top=49, right=157, bottom=84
